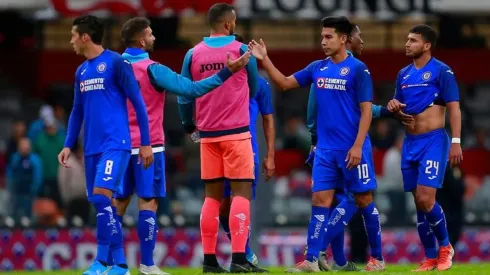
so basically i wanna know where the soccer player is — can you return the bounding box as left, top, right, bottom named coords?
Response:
left=219, top=33, right=275, bottom=273
left=305, top=24, right=413, bottom=272
left=248, top=16, right=378, bottom=273
left=109, top=17, right=250, bottom=275
left=387, top=24, right=462, bottom=271
left=178, top=3, right=260, bottom=273
left=58, top=15, right=153, bottom=275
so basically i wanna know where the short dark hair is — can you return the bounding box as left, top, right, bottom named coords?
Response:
left=73, top=15, right=104, bottom=45
left=121, top=17, right=151, bottom=47
left=409, top=24, right=437, bottom=49
left=208, top=3, right=234, bottom=28
left=321, top=16, right=354, bottom=36
left=233, top=33, right=244, bottom=43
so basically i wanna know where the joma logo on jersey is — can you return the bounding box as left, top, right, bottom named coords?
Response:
left=316, top=77, right=347, bottom=91
left=80, top=78, right=105, bottom=92
left=200, top=62, right=225, bottom=73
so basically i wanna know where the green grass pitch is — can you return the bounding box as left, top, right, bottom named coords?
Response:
left=4, top=263, right=490, bottom=275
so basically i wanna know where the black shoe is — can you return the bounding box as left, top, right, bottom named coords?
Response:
left=248, top=262, right=269, bottom=273
left=203, top=265, right=229, bottom=273
left=230, top=262, right=252, bottom=273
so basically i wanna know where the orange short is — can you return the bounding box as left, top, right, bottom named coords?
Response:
left=200, top=135, right=254, bottom=181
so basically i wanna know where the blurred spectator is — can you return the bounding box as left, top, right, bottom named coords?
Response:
left=6, top=118, right=26, bottom=163
left=33, top=114, right=65, bottom=209
left=282, top=116, right=310, bottom=153
left=465, top=128, right=490, bottom=150
left=382, top=132, right=407, bottom=225
left=6, top=138, right=42, bottom=220
left=371, top=120, right=396, bottom=149
left=57, top=143, right=89, bottom=224
left=27, top=105, right=66, bottom=141
left=437, top=166, right=465, bottom=247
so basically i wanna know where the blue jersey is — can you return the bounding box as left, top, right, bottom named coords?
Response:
left=250, top=77, right=274, bottom=163
left=394, top=57, right=459, bottom=115
left=294, top=55, right=373, bottom=150
left=64, top=50, right=150, bottom=156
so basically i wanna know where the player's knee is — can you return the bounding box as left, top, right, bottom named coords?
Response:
left=312, top=191, right=334, bottom=207
left=414, top=193, right=435, bottom=212
left=113, top=197, right=131, bottom=216
left=219, top=198, right=231, bottom=218
left=230, top=181, right=252, bottom=201
left=204, top=181, right=225, bottom=201
left=354, top=191, right=373, bottom=208
left=92, top=187, right=113, bottom=198
left=138, top=197, right=158, bottom=212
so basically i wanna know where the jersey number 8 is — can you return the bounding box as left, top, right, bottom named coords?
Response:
left=105, top=160, right=114, bottom=175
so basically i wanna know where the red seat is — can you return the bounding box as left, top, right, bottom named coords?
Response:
left=372, top=148, right=387, bottom=176
left=274, top=150, right=306, bottom=177
left=459, top=149, right=490, bottom=179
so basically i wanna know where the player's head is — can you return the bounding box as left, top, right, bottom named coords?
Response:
left=71, top=15, right=104, bottom=55
left=121, top=17, right=155, bottom=52
left=208, top=3, right=236, bottom=35
left=320, top=16, right=353, bottom=57
left=348, top=24, right=364, bottom=57
left=233, top=33, right=244, bottom=43
left=406, top=24, right=437, bottom=58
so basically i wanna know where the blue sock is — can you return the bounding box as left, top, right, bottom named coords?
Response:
left=111, top=212, right=126, bottom=266
left=138, top=210, right=157, bottom=266
left=416, top=211, right=437, bottom=259
left=425, top=203, right=450, bottom=247
left=305, top=206, right=330, bottom=262
left=245, top=225, right=253, bottom=256
left=322, top=201, right=357, bottom=251
left=106, top=207, right=118, bottom=266
left=330, top=231, right=347, bottom=266
left=91, top=194, right=112, bottom=264
left=219, top=215, right=232, bottom=241
left=361, top=202, right=383, bottom=261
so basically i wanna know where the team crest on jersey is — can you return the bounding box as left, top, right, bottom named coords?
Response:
left=422, top=71, right=431, bottom=80
left=79, top=82, right=85, bottom=92
left=316, top=78, right=325, bottom=88
left=97, top=62, right=107, bottom=73
left=339, top=67, right=350, bottom=76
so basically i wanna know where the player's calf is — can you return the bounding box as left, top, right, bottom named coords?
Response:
left=219, top=197, right=232, bottom=241
left=229, top=181, right=252, bottom=269
left=354, top=191, right=384, bottom=262
left=138, top=198, right=159, bottom=268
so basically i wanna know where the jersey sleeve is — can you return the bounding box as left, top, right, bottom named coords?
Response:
left=64, top=69, right=84, bottom=149
left=439, top=66, right=459, bottom=103
left=256, top=78, right=274, bottom=116
left=355, top=63, right=373, bottom=103
left=394, top=70, right=404, bottom=101
left=114, top=57, right=151, bottom=146
left=293, top=60, right=320, bottom=88
left=307, top=84, right=317, bottom=145
left=177, top=49, right=197, bottom=133
left=241, top=45, right=259, bottom=99
left=147, top=63, right=232, bottom=97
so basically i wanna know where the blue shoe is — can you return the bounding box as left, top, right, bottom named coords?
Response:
left=82, top=260, right=108, bottom=275
left=106, top=265, right=130, bottom=275
left=246, top=251, right=259, bottom=266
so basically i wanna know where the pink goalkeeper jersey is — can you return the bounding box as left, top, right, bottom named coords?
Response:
left=127, top=59, right=165, bottom=149
left=191, top=39, right=250, bottom=137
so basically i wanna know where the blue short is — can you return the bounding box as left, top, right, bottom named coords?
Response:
left=114, top=150, right=166, bottom=199
left=84, top=150, right=131, bottom=202
left=401, top=128, right=450, bottom=192
left=312, top=147, right=377, bottom=194
left=223, top=162, right=259, bottom=200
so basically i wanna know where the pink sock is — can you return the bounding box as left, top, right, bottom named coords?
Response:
left=229, top=196, right=250, bottom=253
left=200, top=197, right=220, bottom=254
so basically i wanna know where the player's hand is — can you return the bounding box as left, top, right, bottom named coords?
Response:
left=394, top=110, right=414, bottom=125
left=305, top=146, right=316, bottom=168
left=138, top=146, right=154, bottom=169
left=188, top=131, right=200, bottom=143
left=58, top=147, right=72, bottom=168
left=262, top=155, right=275, bottom=181
left=248, top=39, right=268, bottom=61
left=346, top=145, right=362, bottom=170
left=449, top=143, right=463, bottom=167
left=226, top=51, right=250, bottom=73
left=387, top=99, right=405, bottom=113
